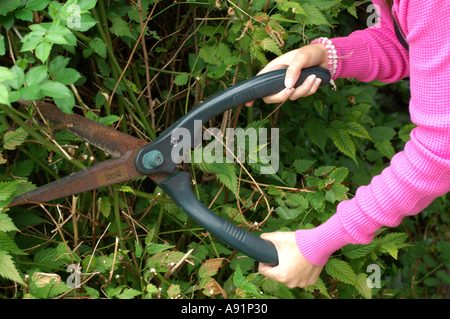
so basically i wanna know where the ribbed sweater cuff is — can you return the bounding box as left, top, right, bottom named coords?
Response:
left=295, top=214, right=353, bottom=266
left=329, top=35, right=372, bottom=81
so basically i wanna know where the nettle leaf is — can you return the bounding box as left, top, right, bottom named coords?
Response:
left=299, top=3, right=328, bottom=25
left=107, top=12, right=135, bottom=39
left=3, top=127, right=28, bottom=150
left=325, top=258, right=358, bottom=285
left=233, top=264, right=245, bottom=287
left=0, top=251, right=24, bottom=285
left=355, top=272, right=372, bottom=299
left=293, top=159, right=315, bottom=174
left=198, top=258, right=224, bottom=279
left=199, top=45, right=218, bottom=65
left=0, top=232, right=26, bottom=255
left=89, top=37, right=107, bottom=59
left=146, top=243, right=175, bottom=255
left=99, top=196, right=112, bottom=218
left=174, top=72, right=190, bottom=86
left=398, top=124, right=417, bottom=143
left=0, top=212, right=19, bottom=232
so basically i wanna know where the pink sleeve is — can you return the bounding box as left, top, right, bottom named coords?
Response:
left=296, top=0, right=450, bottom=266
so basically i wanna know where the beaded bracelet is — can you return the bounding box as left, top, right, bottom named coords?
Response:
left=311, top=37, right=338, bottom=90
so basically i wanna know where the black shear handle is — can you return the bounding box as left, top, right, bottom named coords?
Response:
left=157, top=171, right=280, bottom=266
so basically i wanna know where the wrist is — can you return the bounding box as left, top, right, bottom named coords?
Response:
left=295, top=214, right=353, bottom=266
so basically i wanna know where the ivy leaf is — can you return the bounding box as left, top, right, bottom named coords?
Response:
left=3, top=127, right=27, bottom=150
left=325, top=258, right=358, bottom=285
left=0, top=251, right=24, bottom=285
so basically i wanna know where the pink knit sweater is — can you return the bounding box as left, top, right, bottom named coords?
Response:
left=296, top=0, right=450, bottom=266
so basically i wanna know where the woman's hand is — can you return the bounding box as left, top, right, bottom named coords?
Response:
left=258, top=231, right=324, bottom=288
left=246, top=44, right=329, bottom=106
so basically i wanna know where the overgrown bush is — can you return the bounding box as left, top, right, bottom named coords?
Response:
left=0, top=0, right=449, bottom=299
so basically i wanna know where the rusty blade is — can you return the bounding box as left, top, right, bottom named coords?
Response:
left=37, top=102, right=148, bottom=157
left=11, top=148, right=142, bottom=205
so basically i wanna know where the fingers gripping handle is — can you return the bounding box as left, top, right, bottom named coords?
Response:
left=157, top=171, right=279, bottom=266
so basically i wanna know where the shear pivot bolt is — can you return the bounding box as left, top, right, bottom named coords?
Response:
left=142, top=150, right=164, bottom=169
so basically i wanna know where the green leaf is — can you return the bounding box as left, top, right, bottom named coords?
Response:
left=293, top=158, right=315, bottom=174
left=0, top=66, right=15, bottom=82
left=49, top=55, right=70, bottom=73
left=300, top=4, right=328, bottom=25
left=7, top=65, right=25, bottom=90
left=328, top=125, right=356, bottom=162
left=69, top=13, right=98, bottom=32
left=35, top=41, right=52, bottom=63
left=325, top=258, right=358, bottom=285
left=398, top=124, right=417, bottom=143
left=99, top=196, right=112, bottom=218
left=88, top=37, right=107, bottom=59
left=0, top=84, right=10, bottom=106
left=199, top=45, right=218, bottom=65
left=0, top=212, right=19, bottom=232
left=355, top=272, right=372, bottom=299
left=26, top=0, right=50, bottom=11
left=39, top=80, right=72, bottom=99
left=0, top=232, right=26, bottom=255
left=0, top=251, right=24, bottom=285
left=0, top=0, right=21, bottom=16
left=24, top=65, right=48, bottom=87
left=14, top=8, right=33, bottom=22
left=275, top=206, right=302, bottom=220
left=174, top=72, right=190, bottom=86
left=369, top=126, right=396, bottom=142
left=52, top=67, right=81, bottom=85
left=3, top=127, right=28, bottom=150
left=117, top=288, right=142, bottom=299
left=306, top=118, right=327, bottom=152
left=54, top=91, right=75, bottom=114
left=0, top=34, right=5, bottom=55
left=304, top=277, right=331, bottom=299
left=342, top=241, right=376, bottom=259
left=407, top=241, right=427, bottom=259
left=374, top=139, right=395, bottom=159
left=329, top=167, right=348, bottom=184
left=346, top=122, right=371, bottom=140
left=261, top=38, right=282, bottom=56
left=233, top=264, right=245, bottom=287
left=146, top=243, right=175, bottom=254
left=107, top=12, right=134, bottom=39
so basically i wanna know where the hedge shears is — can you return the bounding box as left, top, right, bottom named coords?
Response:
left=11, top=66, right=330, bottom=266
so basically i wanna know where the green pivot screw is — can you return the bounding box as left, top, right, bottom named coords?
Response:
left=142, top=150, right=164, bottom=169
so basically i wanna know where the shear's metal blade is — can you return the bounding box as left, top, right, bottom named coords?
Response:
left=37, top=102, right=148, bottom=157
left=11, top=148, right=143, bottom=205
